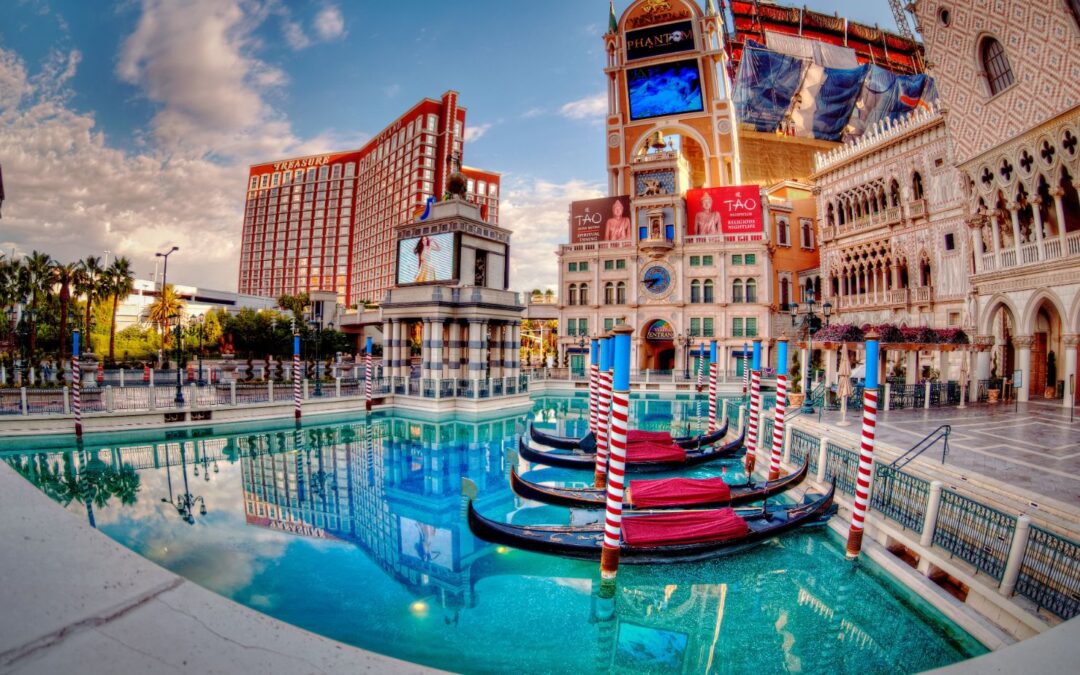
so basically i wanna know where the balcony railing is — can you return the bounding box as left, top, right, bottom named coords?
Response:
left=888, top=288, right=909, bottom=306
left=907, top=199, right=927, bottom=220
left=976, top=231, right=1080, bottom=275
left=885, top=207, right=902, bottom=224
left=912, top=286, right=933, bottom=304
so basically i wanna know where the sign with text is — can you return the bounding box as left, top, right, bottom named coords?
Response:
left=686, top=186, right=764, bottom=239
left=646, top=320, right=675, bottom=341
left=570, top=196, right=632, bottom=243
left=626, top=20, right=695, bottom=61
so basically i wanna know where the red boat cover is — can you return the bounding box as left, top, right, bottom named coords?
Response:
left=628, top=477, right=732, bottom=508
left=627, top=429, right=674, bottom=443
left=625, top=443, right=687, bottom=462
left=622, top=508, right=750, bottom=546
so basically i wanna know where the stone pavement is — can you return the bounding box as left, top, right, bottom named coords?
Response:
left=812, top=399, right=1080, bottom=508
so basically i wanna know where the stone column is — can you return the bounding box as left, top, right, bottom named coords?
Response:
left=489, top=323, right=502, bottom=380
left=448, top=322, right=462, bottom=381
left=511, top=321, right=522, bottom=381
left=421, top=319, right=432, bottom=381
left=469, top=320, right=487, bottom=385
left=975, top=338, right=992, bottom=385
left=1052, top=188, right=1068, bottom=251
left=381, top=320, right=391, bottom=379
left=431, top=320, right=444, bottom=383
left=968, top=223, right=984, bottom=273
left=906, top=349, right=919, bottom=385
left=1031, top=197, right=1046, bottom=259
left=938, top=349, right=951, bottom=386
left=1063, top=334, right=1078, bottom=409
left=1014, top=335, right=1033, bottom=402
left=990, top=211, right=1003, bottom=262
left=1008, top=203, right=1023, bottom=262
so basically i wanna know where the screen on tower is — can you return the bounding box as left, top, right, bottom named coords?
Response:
left=397, top=232, right=455, bottom=284
left=627, top=58, right=704, bottom=121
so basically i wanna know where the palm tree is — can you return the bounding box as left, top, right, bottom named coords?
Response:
left=146, top=284, right=182, bottom=348
left=18, top=251, right=52, bottom=364
left=49, top=261, right=80, bottom=361
left=106, top=257, right=135, bottom=363
left=78, top=256, right=104, bottom=339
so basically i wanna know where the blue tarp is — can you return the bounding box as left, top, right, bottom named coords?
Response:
left=844, top=65, right=937, bottom=139
left=733, top=47, right=805, bottom=132
left=790, top=63, right=868, bottom=141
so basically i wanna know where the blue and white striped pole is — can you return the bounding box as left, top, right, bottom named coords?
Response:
left=768, top=338, right=789, bottom=480
left=364, top=337, right=373, bottom=411
left=707, top=339, right=719, bottom=432
left=72, top=329, right=82, bottom=437
left=600, top=324, right=633, bottom=582
left=745, top=339, right=762, bottom=474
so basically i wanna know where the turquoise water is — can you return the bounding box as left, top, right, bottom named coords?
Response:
left=4, top=395, right=985, bottom=673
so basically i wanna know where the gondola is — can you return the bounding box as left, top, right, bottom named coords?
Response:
left=509, top=456, right=810, bottom=510
left=528, top=418, right=729, bottom=453
left=516, top=424, right=745, bottom=473
left=467, top=484, right=836, bottom=564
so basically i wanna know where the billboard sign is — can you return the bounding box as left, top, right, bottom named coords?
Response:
left=686, top=186, right=764, bottom=239
left=627, top=58, right=704, bottom=121
left=570, top=196, right=632, bottom=243
left=626, top=20, right=695, bottom=61
left=397, top=232, right=455, bottom=284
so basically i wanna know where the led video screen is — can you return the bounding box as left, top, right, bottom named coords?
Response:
left=397, top=232, right=454, bottom=285
left=627, top=58, right=704, bottom=121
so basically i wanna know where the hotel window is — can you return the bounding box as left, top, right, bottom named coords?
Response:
left=489, top=184, right=498, bottom=197
left=745, top=278, right=757, bottom=303
left=579, top=283, right=590, bottom=305
left=604, top=259, right=614, bottom=270
left=732, top=317, right=744, bottom=337
left=746, top=317, right=758, bottom=337
left=689, top=255, right=701, bottom=266
left=604, top=282, right=614, bottom=304
left=690, top=280, right=701, bottom=303
left=345, top=163, right=356, bottom=177
left=568, top=262, right=578, bottom=272
left=980, top=36, right=1014, bottom=96
left=690, top=317, right=701, bottom=336
left=800, top=218, right=814, bottom=250
left=478, top=181, right=486, bottom=195
left=745, top=253, right=756, bottom=265
left=702, top=317, right=714, bottom=337
left=454, top=121, right=462, bottom=136
left=579, top=261, right=589, bottom=272
left=467, top=179, right=475, bottom=193
left=616, top=281, right=626, bottom=304
left=427, top=114, right=438, bottom=131
left=568, top=284, right=578, bottom=305
left=250, top=176, right=259, bottom=189
left=703, top=279, right=714, bottom=303
left=318, top=166, right=329, bottom=181
left=732, top=279, right=744, bottom=303
left=776, top=216, right=790, bottom=246
left=260, top=174, right=269, bottom=188
left=604, top=318, right=614, bottom=332
left=731, top=254, right=742, bottom=265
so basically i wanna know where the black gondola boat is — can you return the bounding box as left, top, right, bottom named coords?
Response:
left=516, top=424, right=745, bottom=473
left=509, top=456, right=810, bottom=510
left=528, top=418, right=729, bottom=453
left=467, top=484, right=836, bottom=564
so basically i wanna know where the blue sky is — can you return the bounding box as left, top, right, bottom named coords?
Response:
left=0, top=0, right=898, bottom=292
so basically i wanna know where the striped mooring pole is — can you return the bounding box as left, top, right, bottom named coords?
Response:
left=600, top=324, right=633, bottom=584
left=742, top=341, right=750, bottom=399
left=696, top=341, right=706, bottom=392
left=589, top=337, right=600, bottom=438
left=364, top=337, right=373, bottom=411
left=847, top=331, right=881, bottom=559
left=768, top=338, right=790, bottom=481
left=593, top=333, right=613, bottom=489
left=707, top=339, right=719, bottom=432
left=293, top=333, right=302, bottom=420
left=72, top=329, right=82, bottom=438
left=745, top=339, right=762, bottom=475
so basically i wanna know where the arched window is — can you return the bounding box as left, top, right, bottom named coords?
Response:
left=800, top=219, right=814, bottom=249
left=745, top=278, right=757, bottom=303
left=920, top=259, right=933, bottom=287
left=703, top=279, right=714, bottom=303
left=889, top=179, right=901, bottom=207
left=604, top=281, right=614, bottom=305
left=780, top=277, right=790, bottom=309
left=980, top=37, right=1015, bottom=96
left=616, top=281, right=626, bottom=304
left=826, top=203, right=835, bottom=227
left=690, top=279, right=701, bottom=304
left=568, top=284, right=578, bottom=306
left=912, top=172, right=924, bottom=200
left=732, top=279, right=744, bottom=303
left=776, top=217, right=790, bottom=245
left=579, top=283, right=589, bottom=305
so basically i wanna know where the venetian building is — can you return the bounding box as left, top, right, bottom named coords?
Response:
left=913, top=0, right=1080, bottom=405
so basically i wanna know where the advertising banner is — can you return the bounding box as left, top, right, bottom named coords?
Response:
left=397, top=232, right=455, bottom=284
left=686, top=186, right=764, bottom=239
left=627, top=58, right=704, bottom=121
left=570, top=196, right=632, bottom=243
left=626, top=20, right=695, bottom=61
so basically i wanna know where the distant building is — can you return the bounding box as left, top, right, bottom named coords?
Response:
left=116, top=279, right=278, bottom=332
left=237, top=91, right=500, bottom=308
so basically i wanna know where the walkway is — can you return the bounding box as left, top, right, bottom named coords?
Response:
left=813, top=399, right=1080, bottom=507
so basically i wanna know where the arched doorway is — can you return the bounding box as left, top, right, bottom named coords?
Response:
left=641, top=319, right=676, bottom=371
left=1027, top=295, right=1065, bottom=398
left=984, top=300, right=1018, bottom=398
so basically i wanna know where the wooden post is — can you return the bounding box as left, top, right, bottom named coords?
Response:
left=364, top=336, right=374, bottom=411
left=293, top=334, right=302, bottom=420
left=847, top=331, right=881, bottom=559
left=72, top=329, right=82, bottom=437
left=708, top=339, right=718, bottom=431
left=594, top=334, right=614, bottom=488
left=600, top=324, right=633, bottom=585
left=768, top=338, right=789, bottom=480
left=589, top=337, right=599, bottom=437
left=745, top=339, right=762, bottom=474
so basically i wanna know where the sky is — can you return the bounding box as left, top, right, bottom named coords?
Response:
left=0, top=0, right=898, bottom=294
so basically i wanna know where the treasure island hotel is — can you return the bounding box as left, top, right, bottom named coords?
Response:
left=238, top=91, right=500, bottom=308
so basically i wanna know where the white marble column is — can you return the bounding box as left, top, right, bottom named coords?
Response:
left=1052, top=188, right=1068, bottom=251
left=990, top=212, right=1003, bottom=262
left=448, top=322, right=462, bottom=381
left=1008, top=203, right=1023, bottom=262
left=906, top=350, right=919, bottom=385
left=468, top=320, right=485, bottom=385
left=1032, top=197, right=1046, bottom=259
left=1015, top=335, right=1033, bottom=402
left=421, top=319, right=432, bottom=381
left=1063, top=335, right=1078, bottom=409
left=431, top=320, right=444, bottom=382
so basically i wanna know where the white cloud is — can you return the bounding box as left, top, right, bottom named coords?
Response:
left=463, top=123, right=491, bottom=142
left=558, top=93, right=607, bottom=120
left=521, top=107, right=545, bottom=119
left=498, top=176, right=605, bottom=293
left=383, top=83, right=401, bottom=98
left=282, top=20, right=311, bottom=50
left=313, top=5, right=346, bottom=41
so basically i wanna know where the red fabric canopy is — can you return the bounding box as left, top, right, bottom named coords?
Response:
left=625, top=443, right=686, bottom=462
left=622, top=508, right=750, bottom=547
left=628, top=477, right=732, bottom=508
left=627, top=429, right=674, bottom=444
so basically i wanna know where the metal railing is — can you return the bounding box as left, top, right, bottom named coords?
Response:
left=932, top=489, right=1017, bottom=581
left=789, top=429, right=819, bottom=473
left=891, top=425, right=950, bottom=470
left=871, top=464, right=930, bottom=533
left=1016, top=525, right=1080, bottom=619
left=824, top=441, right=860, bottom=496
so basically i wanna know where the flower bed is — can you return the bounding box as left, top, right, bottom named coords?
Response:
left=808, top=323, right=969, bottom=347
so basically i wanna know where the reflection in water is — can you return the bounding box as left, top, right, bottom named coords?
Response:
left=4, top=402, right=983, bottom=673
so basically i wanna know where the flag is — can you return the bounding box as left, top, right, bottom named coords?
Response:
left=734, top=46, right=805, bottom=132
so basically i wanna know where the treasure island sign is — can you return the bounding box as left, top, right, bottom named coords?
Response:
left=625, top=0, right=693, bottom=30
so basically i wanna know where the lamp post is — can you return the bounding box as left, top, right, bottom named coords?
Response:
left=677, top=332, right=692, bottom=380
left=188, top=315, right=205, bottom=386
left=789, top=291, right=832, bottom=414
left=309, top=319, right=323, bottom=396
left=155, top=246, right=178, bottom=366
left=171, top=312, right=184, bottom=404
left=161, top=444, right=205, bottom=525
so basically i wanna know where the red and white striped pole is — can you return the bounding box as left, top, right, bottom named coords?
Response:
left=600, top=324, right=633, bottom=585
left=292, top=333, right=302, bottom=420
left=364, top=336, right=373, bottom=412
left=72, top=329, right=82, bottom=438
left=745, top=339, right=762, bottom=474
left=707, top=339, right=719, bottom=432
left=847, top=331, right=881, bottom=559
left=588, top=337, right=599, bottom=438
left=593, top=334, right=613, bottom=489
left=695, top=341, right=706, bottom=392
left=768, top=338, right=790, bottom=480
left=742, top=341, right=750, bottom=399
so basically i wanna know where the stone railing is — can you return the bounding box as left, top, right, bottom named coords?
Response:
left=907, top=199, right=927, bottom=220
left=813, top=103, right=942, bottom=174
left=976, top=232, right=1080, bottom=276
left=913, top=286, right=933, bottom=304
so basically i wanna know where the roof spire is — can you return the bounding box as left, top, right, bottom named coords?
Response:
left=705, top=0, right=719, bottom=17
left=608, top=0, right=618, bottom=34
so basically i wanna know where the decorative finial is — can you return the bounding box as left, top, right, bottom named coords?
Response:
left=608, top=0, right=618, bottom=34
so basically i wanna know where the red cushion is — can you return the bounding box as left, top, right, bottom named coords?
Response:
left=625, top=443, right=686, bottom=462
left=622, top=508, right=750, bottom=547
left=627, top=429, right=674, bottom=443
left=628, top=477, right=732, bottom=508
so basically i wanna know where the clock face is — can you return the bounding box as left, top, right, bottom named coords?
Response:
left=641, top=264, right=672, bottom=296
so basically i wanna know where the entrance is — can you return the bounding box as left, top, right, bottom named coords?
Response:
left=640, top=320, right=676, bottom=371
left=570, top=353, right=585, bottom=377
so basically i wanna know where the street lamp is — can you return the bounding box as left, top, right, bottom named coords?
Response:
left=170, top=312, right=184, bottom=404
left=308, top=318, right=329, bottom=396
left=789, top=291, right=832, bottom=414
left=677, top=332, right=693, bottom=380
left=161, top=444, right=205, bottom=524
left=155, top=246, right=178, bottom=366
left=188, top=315, right=206, bottom=385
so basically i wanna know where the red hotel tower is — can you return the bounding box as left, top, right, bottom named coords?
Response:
left=238, top=91, right=500, bottom=307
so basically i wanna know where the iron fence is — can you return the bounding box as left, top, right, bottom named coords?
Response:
left=1015, top=525, right=1080, bottom=620
left=824, top=441, right=860, bottom=496
left=789, top=429, right=819, bottom=473
left=933, top=489, right=1017, bottom=581
left=871, top=464, right=929, bottom=532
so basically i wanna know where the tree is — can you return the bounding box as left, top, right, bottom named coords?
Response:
left=78, top=256, right=105, bottom=340
left=49, top=261, right=80, bottom=362
left=18, top=251, right=53, bottom=363
left=277, top=292, right=310, bottom=324
left=106, top=257, right=135, bottom=363
left=145, top=284, right=182, bottom=349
